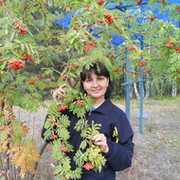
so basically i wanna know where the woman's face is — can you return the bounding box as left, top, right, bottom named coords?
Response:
left=82, top=71, right=109, bottom=101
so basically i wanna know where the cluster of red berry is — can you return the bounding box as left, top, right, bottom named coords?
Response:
left=8, top=59, right=25, bottom=70
left=105, top=13, right=114, bottom=25
left=82, top=41, right=96, bottom=53
left=61, top=75, right=67, bottom=80
left=22, top=54, right=35, bottom=63
left=97, top=0, right=104, bottom=6
left=174, top=47, right=180, bottom=52
left=86, top=41, right=96, bottom=51
left=137, top=0, right=143, bottom=5
left=114, top=67, right=120, bottom=72
left=50, top=134, right=58, bottom=139
left=83, top=162, right=94, bottom=171
left=77, top=101, right=84, bottom=107
left=29, top=80, right=36, bottom=85
left=98, top=20, right=106, bottom=26
left=1, top=0, right=6, bottom=6
left=28, top=75, right=42, bottom=85
left=14, top=23, right=27, bottom=34
left=73, top=26, right=78, bottom=30
left=60, top=147, right=68, bottom=152
left=150, top=16, right=157, bottom=21
left=166, top=42, right=180, bottom=52
left=114, top=67, right=129, bottom=72
left=127, top=45, right=134, bottom=51
left=57, top=105, right=69, bottom=112
left=0, top=52, right=4, bottom=63
left=109, top=54, right=115, bottom=58
left=23, top=3, right=28, bottom=10
left=139, top=59, right=147, bottom=67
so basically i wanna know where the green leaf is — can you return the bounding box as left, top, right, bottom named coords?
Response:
left=79, top=139, right=87, bottom=150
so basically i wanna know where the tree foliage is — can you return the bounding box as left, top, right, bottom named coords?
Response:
left=0, top=0, right=179, bottom=179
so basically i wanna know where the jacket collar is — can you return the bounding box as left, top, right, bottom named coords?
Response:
left=91, top=98, right=113, bottom=115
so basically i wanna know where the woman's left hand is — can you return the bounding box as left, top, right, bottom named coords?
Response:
left=93, top=133, right=109, bottom=153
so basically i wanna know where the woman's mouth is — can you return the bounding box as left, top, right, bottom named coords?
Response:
left=92, top=89, right=101, bottom=93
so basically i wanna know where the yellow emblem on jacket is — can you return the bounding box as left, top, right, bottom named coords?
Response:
left=112, top=127, right=120, bottom=143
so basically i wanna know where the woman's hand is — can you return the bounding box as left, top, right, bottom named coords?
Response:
left=93, top=133, right=109, bottom=153
left=52, top=84, right=67, bottom=103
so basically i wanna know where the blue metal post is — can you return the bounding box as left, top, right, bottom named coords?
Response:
left=139, top=34, right=144, bottom=134
left=125, top=54, right=131, bottom=121
left=139, top=71, right=144, bottom=134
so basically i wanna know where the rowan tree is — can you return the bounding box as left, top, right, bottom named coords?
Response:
left=0, top=0, right=179, bottom=179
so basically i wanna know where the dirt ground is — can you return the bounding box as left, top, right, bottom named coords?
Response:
left=117, top=97, right=180, bottom=180
left=13, top=97, right=180, bottom=180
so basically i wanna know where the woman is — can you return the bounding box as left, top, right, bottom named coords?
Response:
left=42, top=61, right=134, bottom=180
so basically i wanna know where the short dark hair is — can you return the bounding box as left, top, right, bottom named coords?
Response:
left=80, top=61, right=112, bottom=99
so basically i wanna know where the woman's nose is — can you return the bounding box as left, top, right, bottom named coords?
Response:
left=92, top=80, right=98, bottom=87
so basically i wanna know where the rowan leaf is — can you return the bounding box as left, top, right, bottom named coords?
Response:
left=12, top=120, right=29, bottom=145
left=0, top=117, right=8, bottom=126
left=0, top=125, right=10, bottom=152
left=56, top=127, right=70, bottom=141
left=11, top=139, right=40, bottom=179
left=79, top=139, right=87, bottom=150
left=74, top=118, right=86, bottom=131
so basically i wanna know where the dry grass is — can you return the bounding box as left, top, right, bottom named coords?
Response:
left=116, top=97, right=180, bottom=180
left=12, top=96, right=180, bottom=180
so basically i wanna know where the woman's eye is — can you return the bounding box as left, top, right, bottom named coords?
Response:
left=85, top=79, right=91, bottom=82
left=98, top=77, right=104, bottom=80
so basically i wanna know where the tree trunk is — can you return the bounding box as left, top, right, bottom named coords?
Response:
left=133, top=82, right=140, bottom=99
left=172, top=83, right=177, bottom=97
left=130, top=84, right=134, bottom=98
left=144, top=75, right=150, bottom=100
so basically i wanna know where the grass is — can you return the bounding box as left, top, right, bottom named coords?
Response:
left=115, top=96, right=180, bottom=180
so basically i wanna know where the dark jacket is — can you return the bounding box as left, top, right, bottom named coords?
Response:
left=41, top=98, right=134, bottom=180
